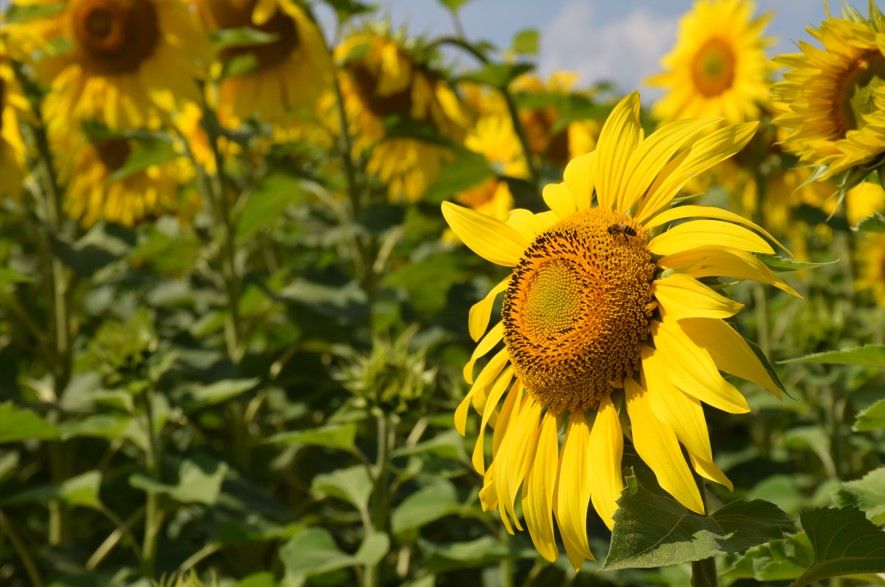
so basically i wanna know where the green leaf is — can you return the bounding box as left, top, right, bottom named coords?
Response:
left=461, top=62, right=534, bottom=89
left=210, top=27, right=279, bottom=51
left=391, top=429, right=468, bottom=462
left=234, top=572, right=278, bottom=587
left=790, top=506, right=885, bottom=586
left=323, top=0, right=375, bottom=20
left=854, top=211, right=885, bottom=233
left=721, top=533, right=814, bottom=582
left=779, top=344, right=885, bottom=369
left=354, top=533, right=390, bottom=566
left=511, top=28, right=539, bottom=55
left=129, top=459, right=227, bottom=505
left=758, top=255, right=839, bottom=272
left=424, top=149, right=493, bottom=203
left=437, top=0, right=472, bottom=12
left=3, top=2, right=65, bottom=23
left=0, top=403, right=60, bottom=443
left=58, top=414, right=132, bottom=440
left=604, top=469, right=795, bottom=570
left=311, top=465, right=373, bottom=513
left=2, top=471, right=103, bottom=510
left=392, top=481, right=461, bottom=538
left=236, top=174, right=305, bottom=241
left=106, top=139, right=179, bottom=183
left=279, top=527, right=355, bottom=578
left=745, top=338, right=788, bottom=397
left=834, top=468, right=885, bottom=525
left=420, top=536, right=509, bottom=573
left=179, top=378, right=259, bottom=412
left=264, top=423, right=358, bottom=453
left=854, top=398, right=885, bottom=431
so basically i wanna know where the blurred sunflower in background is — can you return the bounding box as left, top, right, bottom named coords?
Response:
left=772, top=3, right=885, bottom=179
left=0, top=46, right=28, bottom=200
left=59, top=132, right=197, bottom=227
left=857, top=232, right=885, bottom=306
left=648, top=0, right=773, bottom=123
left=513, top=71, right=601, bottom=167
left=195, top=0, right=331, bottom=132
left=443, top=93, right=796, bottom=569
left=337, top=27, right=469, bottom=202
left=16, top=0, right=208, bottom=129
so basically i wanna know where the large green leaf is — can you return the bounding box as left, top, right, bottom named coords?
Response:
left=58, top=414, right=132, bottom=440
left=279, top=528, right=388, bottom=584
left=854, top=398, right=885, bottom=431
left=236, top=174, right=305, bottom=241
left=855, top=211, right=885, bottom=233
left=1, top=470, right=103, bottom=510
left=834, top=468, right=885, bottom=525
left=311, top=465, right=373, bottom=514
left=419, top=536, right=509, bottom=573
left=130, top=459, right=227, bottom=505
left=391, top=480, right=461, bottom=538
left=178, top=378, right=259, bottom=412
left=0, top=403, right=60, bottom=443
left=604, top=470, right=795, bottom=570
left=790, top=506, right=885, bottom=586
left=721, top=533, right=814, bottom=582
left=779, top=344, right=885, bottom=368
left=424, top=149, right=493, bottom=203
left=265, top=423, right=358, bottom=453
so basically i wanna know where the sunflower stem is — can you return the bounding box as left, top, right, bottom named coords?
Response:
left=691, top=557, right=719, bottom=587
left=140, top=386, right=164, bottom=579
left=0, top=510, right=44, bottom=587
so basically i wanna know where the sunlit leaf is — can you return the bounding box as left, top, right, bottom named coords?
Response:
left=511, top=28, right=539, bottom=55
left=392, top=481, right=461, bottom=538
left=2, top=471, right=102, bottom=510
left=130, top=459, right=227, bottom=505
left=854, top=399, right=885, bottom=431
left=779, top=344, right=885, bottom=369
left=854, top=211, right=885, bottom=233
left=834, top=468, right=885, bottom=525
left=179, top=378, right=260, bottom=412
left=311, top=465, right=373, bottom=514
left=236, top=174, right=305, bottom=241
left=0, top=403, right=59, bottom=443
left=265, top=423, right=358, bottom=453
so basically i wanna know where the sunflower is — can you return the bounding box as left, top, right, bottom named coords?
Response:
left=857, top=233, right=885, bottom=306
left=772, top=4, right=885, bottom=179
left=0, top=46, right=28, bottom=200
left=442, top=93, right=797, bottom=569
left=337, top=28, right=469, bottom=202
left=61, top=133, right=197, bottom=227
left=514, top=72, right=601, bottom=166
left=648, top=0, right=773, bottom=123
left=195, top=0, right=331, bottom=130
left=17, top=0, right=208, bottom=130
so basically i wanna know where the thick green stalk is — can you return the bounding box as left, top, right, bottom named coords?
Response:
left=691, top=479, right=718, bottom=587
left=140, top=389, right=163, bottom=578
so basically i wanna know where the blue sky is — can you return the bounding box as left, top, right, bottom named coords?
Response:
left=316, top=0, right=870, bottom=101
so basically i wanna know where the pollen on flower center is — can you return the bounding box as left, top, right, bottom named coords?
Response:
left=72, top=0, right=160, bottom=74
left=691, top=37, right=736, bottom=97
left=836, top=50, right=885, bottom=136
left=502, top=208, right=656, bottom=414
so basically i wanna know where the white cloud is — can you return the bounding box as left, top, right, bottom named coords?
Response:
left=540, top=1, right=678, bottom=98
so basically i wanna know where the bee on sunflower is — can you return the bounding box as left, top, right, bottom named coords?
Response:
left=336, top=26, right=470, bottom=202
left=647, top=0, right=774, bottom=123
left=12, top=0, right=209, bottom=130
left=442, top=92, right=798, bottom=569
left=772, top=2, right=885, bottom=180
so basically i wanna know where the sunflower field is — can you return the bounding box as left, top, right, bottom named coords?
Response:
left=0, top=0, right=884, bottom=585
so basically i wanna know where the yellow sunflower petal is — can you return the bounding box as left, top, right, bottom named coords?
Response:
left=690, top=454, right=734, bottom=492
left=494, top=396, right=542, bottom=533
left=555, top=411, right=594, bottom=570
left=472, top=366, right=514, bottom=474
left=252, top=0, right=278, bottom=24
left=562, top=151, right=596, bottom=211
left=442, top=201, right=529, bottom=266
left=588, top=395, right=624, bottom=530
left=646, top=204, right=789, bottom=254
left=658, top=246, right=800, bottom=297
left=506, top=209, right=559, bottom=239
left=624, top=378, right=704, bottom=514
left=648, top=219, right=775, bottom=256
left=542, top=182, right=577, bottom=219
left=463, top=321, right=503, bottom=384
left=492, top=381, right=522, bottom=455
left=595, top=92, right=643, bottom=212
left=654, top=273, right=743, bottom=320
left=468, top=278, right=509, bottom=342
left=522, top=411, right=560, bottom=562
left=653, top=320, right=751, bottom=413
left=454, top=348, right=509, bottom=435
left=678, top=317, right=782, bottom=398
left=635, top=122, right=757, bottom=223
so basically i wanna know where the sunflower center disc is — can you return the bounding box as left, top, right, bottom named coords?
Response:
left=199, top=0, right=301, bottom=71
left=502, top=208, right=656, bottom=413
left=72, top=0, right=160, bottom=74
left=93, top=138, right=131, bottom=172
left=691, top=37, right=736, bottom=97
left=837, top=50, right=885, bottom=134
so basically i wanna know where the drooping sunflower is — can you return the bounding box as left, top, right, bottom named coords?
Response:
left=17, top=0, right=208, bottom=129
left=337, top=28, right=469, bottom=202
left=0, top=46, right=29, bottom=200
left=443, top=93, right=797, bottom=569
left=648, top=0, right=773, bottom=123
left=513, top=72, right=601, bottom=166
left=772, top=3, right=885, bottom=178
left=194, top=0, right=331, bottom=130
left=60, top=133, right=197, bottom=227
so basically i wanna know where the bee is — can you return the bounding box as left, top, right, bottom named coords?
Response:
left=607, top=223, right=637, bottom=241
